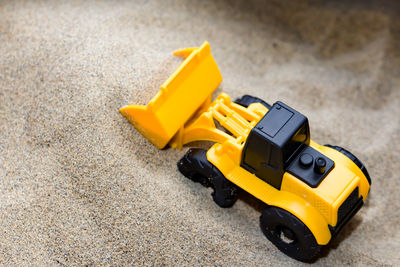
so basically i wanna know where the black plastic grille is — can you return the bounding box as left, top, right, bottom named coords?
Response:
left=337, top=187, right=360, bottom=224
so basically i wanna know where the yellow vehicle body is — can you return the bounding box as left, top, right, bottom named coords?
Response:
left=120, top=41, right=370, bottom=247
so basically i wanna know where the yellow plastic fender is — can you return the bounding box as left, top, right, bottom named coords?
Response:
left=119, top=41, right=222, bottom=149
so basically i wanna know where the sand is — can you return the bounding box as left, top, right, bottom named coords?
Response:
left=1, top=0, right=399, bottom=265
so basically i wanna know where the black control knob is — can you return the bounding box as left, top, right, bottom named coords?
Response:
left=314, top=157, right=326, bottom=174
left=299, top=153, right=313, bottom=168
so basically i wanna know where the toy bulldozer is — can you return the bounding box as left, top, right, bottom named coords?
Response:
left=120, top=41, right=371, bottom=261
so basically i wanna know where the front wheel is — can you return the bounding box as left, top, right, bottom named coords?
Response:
left=260, top=207, right=322, bottom=262
left=177, top=148, right=239, bottom=208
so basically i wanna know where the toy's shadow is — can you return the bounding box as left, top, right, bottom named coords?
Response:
left=319, top=216, right=363, bottom=259
left=237, top=189, right=266, bottom=213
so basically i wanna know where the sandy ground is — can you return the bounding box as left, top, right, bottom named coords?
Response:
left=1, top=0, right=400, bottom=266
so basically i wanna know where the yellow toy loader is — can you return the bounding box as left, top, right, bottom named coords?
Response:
left=120, top=41, right=371, bottom=261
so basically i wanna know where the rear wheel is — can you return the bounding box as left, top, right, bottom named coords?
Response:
left=260, top=206, right=322, bottom=262
left=325, top=144, right=371, bottom=184
left=234, top=94, right=271, bottom=109
left=177, top=148, right=239, bottom=208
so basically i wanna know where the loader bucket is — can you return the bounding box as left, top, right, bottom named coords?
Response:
left=120, top=41, right=222, bottom=149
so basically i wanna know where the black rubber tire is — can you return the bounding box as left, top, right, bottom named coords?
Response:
left=325, top=144, right=371, bottom=185
left=177, top=148, right=239, bottom=208
left=260, top=207, right=322, bottom=262
left=234, top=94, right=271, bottom=109
left=177, top=148, right=213, bottom=187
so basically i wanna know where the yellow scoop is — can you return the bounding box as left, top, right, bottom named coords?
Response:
left=120, top=41, right=222, bottom=149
